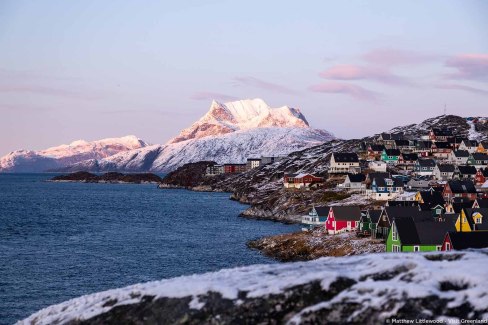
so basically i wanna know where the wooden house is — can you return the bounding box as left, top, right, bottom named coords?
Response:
left=448, top=150, right=470, bottom=165
left=473, top=198, right=488, bottom=209
left=429, top=128, right=453, bottom=142
left=224, top=163, right=247, bottom=173
left=367, top=144, right=385, bottom=159
left=458, top=139, right=479, bottom=153
left=415, top=141, right=433, bottom=157
left=386, top=216, right=455, bottom=252
left=368, top=174, right=404, bottom=201
left=375, top=206, right=421, bottom=239
left=431, top=141, right=452, bottom=159
left=475, top=168, right=488, bottom=185
left=442, top=231, right=488, bottom=251
left=377, top=132, right=404, bottom=148
left=283, top=173, right=324, bottom=189
left=301, top=206, right=330, bottom=231
left=337, top=173, right=366, bottom=192
left=476, top=141, right=488, bottom=154
left=358, top=210, right=382, bottom=237
left=468, top=153, right=488, bottom=169
left=329, top=152, right=360, bottom=174
left=433, top=164, right=455, bottom=181
left=456, top=165, right=477, bottom=180
left=443, top=179, right=477, bottom=202
left=325, top=206, right=362, bottom=234
left=381, top=149, right=401, bottom=165
left=414, top=159, right=436, bottom=176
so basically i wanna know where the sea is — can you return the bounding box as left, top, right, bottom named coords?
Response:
left=0, top=173, right=299, bottom=324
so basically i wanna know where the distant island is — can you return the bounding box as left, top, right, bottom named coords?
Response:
left=50, top=171, right=163, bottom=184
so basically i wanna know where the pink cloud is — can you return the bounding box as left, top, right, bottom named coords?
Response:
left=309, top=82, right=379, bottom=101
left=233, top=76, right=298, bottom=95
left=437, top=83, right=488, bottom=96
left=319, top=64, right=412, bottom=86
left=445, top=54, right=488, bottom=81
left=363, top=48, right=438, bottom=66
left=190, top=91, right=238, bottom=102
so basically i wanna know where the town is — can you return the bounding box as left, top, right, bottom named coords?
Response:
left=207, top=124, right=488, bottom=253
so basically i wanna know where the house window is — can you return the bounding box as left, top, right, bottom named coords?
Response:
left=446, top=242, right=451, bottom=251
left=436, top=208, right=442, bottom=215
left=414, top=246, right=420, bottom=252
left=392, top=225, right=398, bottom=241
left=475, top=218, right=482, bottom=224
left=436, top=246, right=441, bottom=251
left=393, top=245, right=400, bottom=252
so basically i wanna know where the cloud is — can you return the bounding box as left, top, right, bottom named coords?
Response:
left=233, top=76, right=298, bottom=95
left=309, top=82, right=379, bottom=101
left=437, top=83, right=488, bottom=96
left=445, top=54, right=488, bottom=81
left=319, top=64, right=413, bottom=86
left=190, top=91, right=238, bottom=102
left=0, top=84, right=103, bottom=100
left=362, top=48, right=438, bottom=66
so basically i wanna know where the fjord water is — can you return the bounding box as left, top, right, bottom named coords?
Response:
left=0, top=174, right=299, bottom=324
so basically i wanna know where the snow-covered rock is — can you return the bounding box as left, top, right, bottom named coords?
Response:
left=0, top=136, right=149, bottom=172
left=19, top=250, right=488, bottom=324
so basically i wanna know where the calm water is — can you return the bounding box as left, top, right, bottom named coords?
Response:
left=0, top=174, right=298, bottom=324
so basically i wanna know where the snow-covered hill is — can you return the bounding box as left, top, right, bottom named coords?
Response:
left=54, top=99, right=334, bottom=172
left=0, top=136, right=149, bottom=172
left=19, top=250, right=488, bottom=324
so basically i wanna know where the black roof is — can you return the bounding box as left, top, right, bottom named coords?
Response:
left=384, top=149, right=401, bottom=156
left=417, top=141, right=433, bottom=149
left=368, top=172, right=390, bottom=181
left=462, top=140, right=479, bottom=147
left=457, top=165, right=477, bottom=175
left=395, top=140, right=410, bottom=146
left=417, top=159, right=436, bottom=167
left=374, top=177, right=403, bottom=188
left=471, top=153, right=488, bottom=161
left=432, top=128, right=453, bottom=136
left=367, top=210, right=382, bottom=223
left=416, top=219, right=455, bottom=245
left=420, top=191, right=445, bottom=206
left=347, top=173, right=366, bottom=183
left=447, top=180, right=477, bottom=194
left=453, top=150, right=470, bottom=158
left=433, top=141, right=452, bottom=149
left=394, top=217, right=420, bottom=245
left=452, top=201, right=474, bottom=213
left=333, top=152, right=359, bottom=163
left=447, top=231, right=488, bottom=250
left=464, top=208, right=488, bottom=231
left=384, top=206, right=422, bottom=221
left=436, top=164, right=455, bottom=173
left=330, top=206, right=362, bottom=221
left=475, top=198, right=488, bottom=209
left=401, top=153, right=418, bottom=161
left=369, top=144, right=386, bottom=152
left=313, top=206, right=331, bottom=217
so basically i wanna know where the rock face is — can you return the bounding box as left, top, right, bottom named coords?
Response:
left=21, top=250, right=488, bottom=324
left=50, top=172, right=163, bottom=184
left=0, top=136, right=149, bottom=173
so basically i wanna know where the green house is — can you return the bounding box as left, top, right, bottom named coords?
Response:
left=381, top=149, right=401, bottom=164
left=358, top=210, right=381, bottom=237
left=386, top=216, right=455, bottom=252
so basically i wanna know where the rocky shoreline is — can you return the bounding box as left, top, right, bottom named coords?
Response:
left=248, top=230, right=385, bottom=262
left=50, top=171, right=163, bottom=184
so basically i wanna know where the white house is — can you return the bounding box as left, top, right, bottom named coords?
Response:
left=369, top=160, right=387, bottom=172
left=459, top=140, right=479, bottom=153
left=329, top=152, right=360, bottom=174
left=448, top=150, right=470, bottom=165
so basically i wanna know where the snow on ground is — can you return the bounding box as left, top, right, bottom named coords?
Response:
left=467, top=119, right=484, bottom=140
left=20, top=250, right=488, bottom=325
left=329, top=193, right=373, bottom=206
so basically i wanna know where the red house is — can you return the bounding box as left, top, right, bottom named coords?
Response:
left=224, top=164, right=247, bottom=174
left=325, top=206, right=362, bottom=234
left=283, top=173, right=324, bottom=189
left=443, top=180, right=478, bottom=202
left=475, top=168, right=488, bottom=185
left=442, top=231, right=488, bottom=251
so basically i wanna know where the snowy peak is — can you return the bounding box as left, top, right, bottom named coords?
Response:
left=0, top=135, right=149, bottom=172
left=168, top=98, right=310, bottom=144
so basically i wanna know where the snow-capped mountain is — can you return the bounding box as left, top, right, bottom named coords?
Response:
left=0, top=136, right=149, bottom=172
left=55, top=99, right=335, bottom=172
left=168, top=98, right=310, bottom=143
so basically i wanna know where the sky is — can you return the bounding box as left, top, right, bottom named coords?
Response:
left=0, top=0, right=487, bottom=155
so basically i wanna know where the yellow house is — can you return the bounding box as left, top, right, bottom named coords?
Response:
left=477, top=141, right=488, bottom=154
left=456, top=209, right=474, bottom=232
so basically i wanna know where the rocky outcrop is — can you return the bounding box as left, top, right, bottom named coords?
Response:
left=50, top=172, right=163, bottom=184
left=248, top=231, right=385, bottom=262
left=21, top=250, right=488, bottom=325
